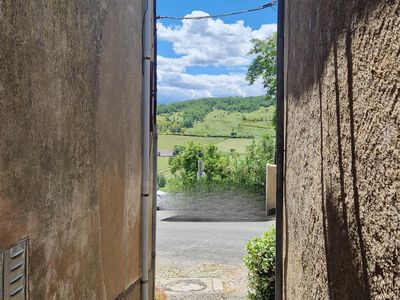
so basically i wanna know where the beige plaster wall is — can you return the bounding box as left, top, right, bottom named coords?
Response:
left=0, top=1, right=147, bottom=299
left=283, top=0, right=399, bottom=299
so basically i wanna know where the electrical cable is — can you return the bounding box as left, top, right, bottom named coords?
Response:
left=156, top=1, right=277, bottom=20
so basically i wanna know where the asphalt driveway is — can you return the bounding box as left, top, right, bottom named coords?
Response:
left=155, top=191, right=275, bottom=299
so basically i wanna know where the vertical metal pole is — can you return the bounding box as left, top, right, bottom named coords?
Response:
left=150, top=0, right=158, bottom=299
left=141, top=0, right=152, bottom=299
left=275, top=0, right=285, bottom=299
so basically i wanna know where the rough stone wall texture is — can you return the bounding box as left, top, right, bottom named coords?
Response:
left=0, top=1, right=146, bottom=299
left=284, top=0, right=399, bottom=299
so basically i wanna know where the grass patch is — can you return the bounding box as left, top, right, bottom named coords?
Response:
left=158, top=134, right=253, bottom=155
left=158, top=135, right=225, bottom=151
left=215, top=138, right=253, bottom=153
left=157, top=157, right=170, bottom=172
left=157, top=156, right=172, bottom=177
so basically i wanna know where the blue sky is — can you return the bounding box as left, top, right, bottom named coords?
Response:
left=157, top=0, right=277, bottom=103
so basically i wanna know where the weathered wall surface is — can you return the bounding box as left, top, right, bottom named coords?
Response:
left=0, top=1, right=145, bottom=299
left=284, top=0, right=399, bottom=299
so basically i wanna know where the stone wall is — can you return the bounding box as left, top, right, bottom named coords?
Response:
left=283, top=0, right=399, bottom=299
left=0, top=1, right=146, bottom=299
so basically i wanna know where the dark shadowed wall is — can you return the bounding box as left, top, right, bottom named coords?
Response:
left=0, top=1, right=150, bottom=299
left=283, top=0, right=399, bottom=299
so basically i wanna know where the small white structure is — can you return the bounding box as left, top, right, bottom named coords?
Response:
left=197, top=160, right=206, bottom=178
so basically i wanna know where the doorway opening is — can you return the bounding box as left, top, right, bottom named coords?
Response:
left=154, top=1, right=278, bottom=299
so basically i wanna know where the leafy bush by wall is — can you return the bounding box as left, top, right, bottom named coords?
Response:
left=224, top=134, right=275, bottom=195
left=167, top=134, right=275, bottom=195
left=244, top=228, right=276, bottom=300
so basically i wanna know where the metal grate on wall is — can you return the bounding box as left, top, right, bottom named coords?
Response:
left=0, top=240, right=28, bottom=300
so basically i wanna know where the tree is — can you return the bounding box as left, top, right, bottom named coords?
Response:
left=203, top=144, right=224, bottom=183
left=246, top=33, right=277, bottom=100
left=169, top=142, right=226, bottom=188
left=170, top=142, right=204, bottom=186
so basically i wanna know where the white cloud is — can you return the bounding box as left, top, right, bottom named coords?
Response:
left=252, top=24, right=278, bottom=39
left=158, top=70, right=266, bottom=103
left=157, top=11, right=276, bottom=102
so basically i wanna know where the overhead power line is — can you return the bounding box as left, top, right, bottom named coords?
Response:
left=156, top=1, right=277, bottom=20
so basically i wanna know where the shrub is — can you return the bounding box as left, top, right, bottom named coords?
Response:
left=157, top=174, right=167, bottom=188
left=173, top=145, right=185, bottom=156
left=244, top=228, right=276, bottom=300
left=169, top=142, right=226, bottom=188
left=223, top=134, right=275, bottom=195
left=167, top=134, right=275, bottom=195
left=170, top=124, right=181, bottom=133
left=271, top=106, right=277, bottom=129
left=170, top=142, right=204, bottom=186
left=203, top=144, right=224, bottom=183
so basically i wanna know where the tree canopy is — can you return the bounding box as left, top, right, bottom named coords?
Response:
left=246, top=33, right=277, bottom=100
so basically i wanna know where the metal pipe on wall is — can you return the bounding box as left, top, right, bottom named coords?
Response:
left=275, top=0, right=285, bottom=299
left=150, top=0, right=158, bottom=298
left=141, top=0, right=152, bottom=298
left=151, top=125, right=158, bottom=300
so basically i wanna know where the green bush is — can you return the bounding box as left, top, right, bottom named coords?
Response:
left=170, top=142, right=204, bottom=187
left=169, top=142, right=226, bottom=188
left=244, top=228, right=276, bottom=300
left=223, top=134, right=275, bottom=195
left=157, top=174, right=167, bottom=188
left=167, top=134, right=275, bottom=195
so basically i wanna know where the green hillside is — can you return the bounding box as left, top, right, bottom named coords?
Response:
left=157, top=96, right=275, bottom=138
left=156, top=96, right=276, bottom=175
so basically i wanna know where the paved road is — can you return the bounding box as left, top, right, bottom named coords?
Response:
left=156, top=209, right=275, bottom=299
left=156, top=211, right=274, bottom=266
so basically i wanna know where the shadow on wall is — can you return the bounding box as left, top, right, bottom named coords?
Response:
left=283, top=0, right=395, bottom=298
left=316, top=34, right=370, bottom=300
left=322, top=188, right=368, bottom=300
left=287, top=0, right=382, bottom=101
left=321, top=27, right=370, bottom=300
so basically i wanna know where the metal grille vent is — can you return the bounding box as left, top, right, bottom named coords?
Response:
left=0, top=240, right=28, bottom=300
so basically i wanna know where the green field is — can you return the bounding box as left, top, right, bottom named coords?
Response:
left=215, top=138, right=253, bottom=153
left=158, top=135, right=225, bottom=150
left=158, top=156, right=170, bottom=172
left=158, top=135, right=253, bottom=155
left=157, top=156, right=171, bottom=177
left=156, top=97, right=276, bottom=176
